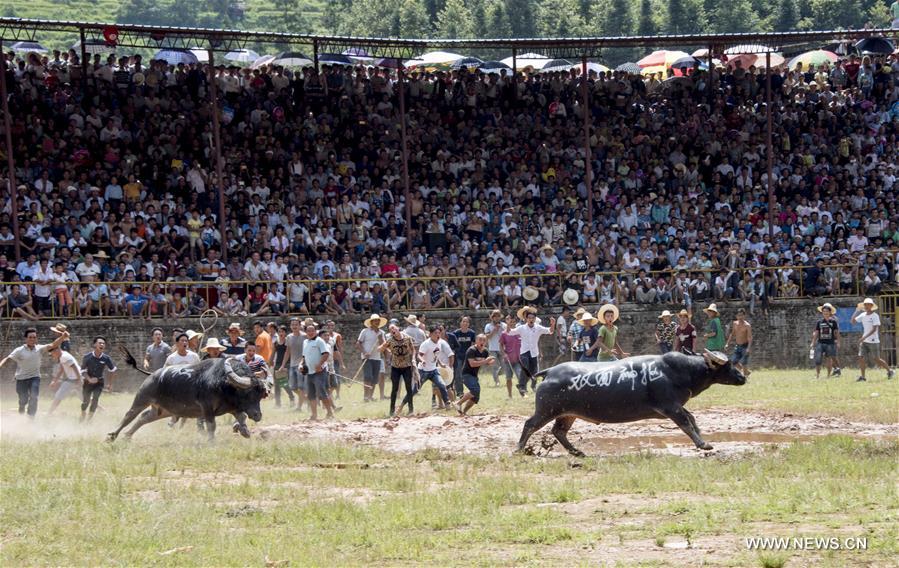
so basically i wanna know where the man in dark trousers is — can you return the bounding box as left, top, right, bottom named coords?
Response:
left=448, top=316, right=476, bottom=398
left=810, top=302, right=840, bottom=379
left=80, top=336, right=117, bottom=422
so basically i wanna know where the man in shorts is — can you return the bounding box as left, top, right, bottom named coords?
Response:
left=357, top=313, right=386, bottom=402
left=851, top=298, right=895, bottom=382
left=301, top=323, right=334, bottom=420
left=725, top=308, right=752, bottom=376
left=810, top=302, right=840, bottom=379
left=278, top=318, right=307, bottom=411
left=455, top=334, right=495, bottom=415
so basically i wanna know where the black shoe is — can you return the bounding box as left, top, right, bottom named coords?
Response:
left=856, top=376, right=866, bottom=382
left=888, top=369, right=895, bottom=380
left=518, top=388, right=526, bottom=397
left=832, top=368, right=842, bottom=377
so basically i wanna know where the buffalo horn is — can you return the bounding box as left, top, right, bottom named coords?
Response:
left=703, top=349, right=727, bottom=366
left=224, top=358, right=253, bottom=389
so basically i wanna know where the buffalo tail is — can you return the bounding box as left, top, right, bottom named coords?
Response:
left=117, top=345, right=153, bottom=376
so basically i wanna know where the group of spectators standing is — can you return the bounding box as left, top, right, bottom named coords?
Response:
left=1, top=44, right=898, bottom=320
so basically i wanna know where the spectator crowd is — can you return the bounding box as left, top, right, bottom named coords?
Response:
left=0, top=45, right=898, bottom=320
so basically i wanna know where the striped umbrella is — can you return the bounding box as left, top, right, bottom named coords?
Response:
left=724, top=44, right=774, bottom=55
left=615, top=62, right=642, bottom=74
left=787, top=50, right=838, bottom=70
left=153, top=49, right=199, bottom=65
left=11, top=41, right=47, bottom=53
left=637, top=50, right=690, bottom=68
left=72, top=39, right=115, bottom=54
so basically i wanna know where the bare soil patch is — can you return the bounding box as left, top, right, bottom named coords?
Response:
left=258, top=408, right=897, bottom=458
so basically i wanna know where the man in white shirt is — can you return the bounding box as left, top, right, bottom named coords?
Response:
left=484, top=309, right=506, bottom=387
left=47, top=345, right=83, bottom=414
left=0, top=327, right=69, bottom=417
left=508, top=307, right=556, bottom=396
left=75, top=254, right=102, bottom=281
left=164, top=333, right=201, bottom=367
left=357, top=314, right=386, bottom=402
left=403, top=315, right=427, bottom=348
left=851, top=298, right=894, bottom=382
left=416, top=326, right=453, bottom=409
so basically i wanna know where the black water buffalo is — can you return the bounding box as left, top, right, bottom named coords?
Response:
left=517, top=350, right=746, bottom=456
left=108, top=351, right=268, bottom=442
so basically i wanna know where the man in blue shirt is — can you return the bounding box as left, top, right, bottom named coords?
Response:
left=124, top=285, right=150, bottom=319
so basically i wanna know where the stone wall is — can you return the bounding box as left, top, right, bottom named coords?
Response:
left=1, top=297, right=894, bottom=392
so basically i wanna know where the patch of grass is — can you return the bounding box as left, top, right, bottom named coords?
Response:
left=757, top=552, right=789, bottom=568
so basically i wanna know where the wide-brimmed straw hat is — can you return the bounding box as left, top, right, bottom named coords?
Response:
left=678, top=309, right=691, bottom=318
left=50, top=324, right=69, bottom=334
left=703, top=303, right=720, bottom=316
left=577, top=312, right=599, bottom=326
left=517, top=305, right=538, bottom=322
left=817, top=302, right=836, bottom=313
left=405, top=314, right=420, bottom=326
left=201, top=337, right=224, bottom=353
left=574, top=307, right=586, bottom=318
left=857, top=298, right=877, bottom=311
left=658, top=310, right=674, bottom=319
left=228, top=322, right=242, bottom=332
left=186, top=330, right=203, bottom=342
left=562, top=289, right=579, bottom=305
left=598, top=303, right=619, bottom=323
left=523, top=286, right=539, bottom=301
left=365, top=313, right=388, bottom=328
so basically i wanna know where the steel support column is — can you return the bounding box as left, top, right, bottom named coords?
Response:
left=208, top=48, right=227, bottom=262
left=581, top=55, right=593, bottom=226
left=0, top=39, right=21, bottom=262
left=766, top=51, right=774, bottom=239
left=398, top=66, right=412, bottom=248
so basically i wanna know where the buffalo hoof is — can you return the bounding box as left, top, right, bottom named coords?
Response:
left=698, top=442, right=714, bottom=451
left=568, top=449, right=586, bottom=458
left=233, top=422, right=251, bottom=438
left=105, top=433, right=117, bottom=442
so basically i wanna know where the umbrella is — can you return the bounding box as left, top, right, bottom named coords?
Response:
left=500, top=52, right=551, bottom=70
left=616, top=62, right=642, bottom=74
left=585, top=62, right=611, bottom=74
left=343, top=47, right=374, bottom=63
left=375, top=58, right=403, bottom=69
left=726, top=52, right=785, bottom=69
left=451, top=56, right=483, bottom=70
left=724, top=44, right=775, bottom=55
left=251, top=54, right=276, bottom=69
left=224, top=49, right=260, bottom=63
left=71, top=39, right=115, bottom=55
left=477, top=60, right=512, bottom=73
left=10, top=41, right=47, bottom=53
left=692, top=48, right=709, bottom=58
left=539, top=58, right=575, bottom=73
left=854, top=37, right=894, bottom=55
left=318, top=53, right=354, bottom=66
left=670, top=55, right=703, bottom=70
left=154, top=49, right=199, bottom=65
left=787, top=50, right=838, bottom=70
left=637, top=50, right=691, bottom=68
left=404, top=51, right=464, bottom=69
left=190, top=49, right=210, bottom=63
left=271, top=51, right=313, bottom=67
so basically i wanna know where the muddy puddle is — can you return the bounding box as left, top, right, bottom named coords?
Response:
left=259, top=408, right=898, bottom=458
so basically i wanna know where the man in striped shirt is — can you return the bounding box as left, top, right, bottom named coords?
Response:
left=241, top=342, right=272, bottom=385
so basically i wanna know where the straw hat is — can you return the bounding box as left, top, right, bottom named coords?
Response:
left=817, top=302, right=836, bottom=313
left=50, top=324, right=68, bottom=334
left=186, top=330, right=203, bottom=342
left=201, top=337, right=224, bottom=353
left=523, top=286, right=539, bottom=301
left=577, top=311, right=599, bottom=326
left=227, top=322, right=242, bottom=332
left=405, top=314, right=420, bottom=326
left=598, top=303, right=619, bottom=323
left=517, top=305, right=538, bottom=322
left=539, top=243, right=555, bottom=255
left=562, top=289, right=579, bottom=305
left=703, top=303, right=720, bottom=316
left=678, top=309, right=691, bottom=318
left=302, top=317, right=318, bottom=329
left=857, top=298, right=877, bottom=311
left=93, top=250, right=109, bottom=259
left=574, top=307, right=586, bottom=318
left=658, top=310, right=674, bottom=319
left=365, top=313, right=388, bottom=328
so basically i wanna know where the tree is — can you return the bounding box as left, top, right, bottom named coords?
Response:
left=805, top=0, right=864, bottom=29
left=708, top=0, right=760, bottom=33
left=472, top=0, right=489, bottom=39
left=423, top=0, right=446, bottom=21
left=602, top=0, right=635, bottom=36
left=116, top=0, right=199, bottom=26
left=505, top=0, right=537, bottom=37
left=536, top=0, right=588, bottom=37
left=665, top=0, right=706, bottom=34
left=269, top=0, right=311, bottom=33
left=773, top=0, right=800, bottom=32
left=436, top=0, right=476, bottom=38
left=399, top=0, right=432, bottom=38
left=485, top=0, right=513, bottom=37
left=637, top=0, right=659, bottom=36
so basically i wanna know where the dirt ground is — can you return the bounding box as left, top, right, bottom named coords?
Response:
left=258, top=407, right=898, bottom=458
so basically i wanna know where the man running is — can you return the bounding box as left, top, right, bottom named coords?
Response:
left=851, top=298, right=895, bottom=382
left=508, top=306, right=556, bottom=395
left=484, top=310, right=505, bottom=387
left=810, top=303, right=840, bottom=379
left=499, top=314, right=522, bottom=399
left=449, top=316, right=476, bottom=397
left=725, top=308, right=752, bottom=376
left=47, top=345, right=83, bottom=415
left=410, top=325, right=453, bottom=411
left=455, top=333, right=494, bottom=415
left=80, top=337, right=117, bottom=422
left=0, top=327, right=69, bottom=417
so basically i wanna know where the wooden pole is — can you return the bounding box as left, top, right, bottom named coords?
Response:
left=0, top=40, right=22, bottom=262
left=398, top=66, right=411, bottom=249
left=208, top=48, right=228, bottom=262
left=766, top=51, right=774, bottom=239
left=581, top=55, right=593, bottom=226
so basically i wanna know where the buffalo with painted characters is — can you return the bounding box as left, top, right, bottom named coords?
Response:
left=516, top=350, right=746, bottom=456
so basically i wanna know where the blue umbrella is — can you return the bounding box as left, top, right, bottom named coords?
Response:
left=154, top=49, right=199, bottom=65
left=451, top=56, right=483, bottom=70
left=615, top=62, right=642, bottom=74
left=11, top=41, right=47, bottom=53
left=319, top=53, right=354, bottom=66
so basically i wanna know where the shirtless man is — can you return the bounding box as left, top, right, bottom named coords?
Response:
left=725, top=308, right=752, bottom=376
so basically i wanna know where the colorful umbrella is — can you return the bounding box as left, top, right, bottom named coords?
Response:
left=637, top=50, right=690, bottom=68
left=670, top=55, right=703, bottom=69
left=726, top=52, right=785, bottom=69
left=724, top=44, right=774, bottom=55
left=787, top=50, right=838, bottom=70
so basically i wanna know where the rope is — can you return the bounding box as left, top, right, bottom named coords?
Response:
left=199, top=309, right=218, bottom=336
